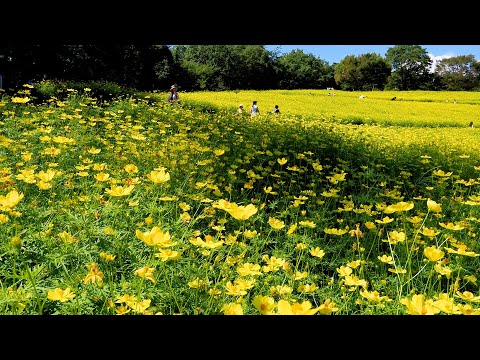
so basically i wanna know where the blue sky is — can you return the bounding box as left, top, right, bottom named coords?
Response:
left=265, top=45, right=480, bottom=65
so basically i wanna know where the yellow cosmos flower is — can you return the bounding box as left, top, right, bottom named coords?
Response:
left=87, top=147, right=101, bottom=154
left=136, top=227, right=175, bottom=248
left=424, top=246, right=445, bottom=262
left=384, top=230, right=406, bottom=244
left=222, top=302, right=243, bottom=315
left=134, top=266, right=156, bottom=283
left=324, top=227, right=347, bottom=235
left=287, top=223, right=298, bottom=235
left=294, top=271, right=308, bottom=280
left=36, top=169, right=56, bottom=182
left=445, top=244, right=479, bottom=257
left=310, top=247, right=325, bottom=258
left=277, top=158, right=288, bottom=165
left=297, top=283, right=318, bottom=293
left=421, top=227, right=440, bottom=237
left=426, top=199, right=442, bottom=213
left=439, top=222, right=465, bottom=231
left=263, top=186, right=278, bottom=195
left=180, top=212, right=191, bottom=223
left=0, top=214, right=9, bottom=223
left=11, top=97, right=30, bottom=103
left=179, top=202, right=191, bottom=211
left=375, top=216, right=394, bottom=224
left=94, top=172, right=110, bottom=182
left=252, top=295, right=276, bottom=315
left=155, top=249, right=181, bottom=261
left=147, top=169, right=170, bottom=184
left=299, top=220, right=316, bottom=228
left=336, top=265, right=352, bottom=277
left=383, top=201, right=414, bottom=214
left=432, top=169, right=452, bottom=177
left=277, top=300, right=321, bottom=315
left=84, top=263, right=104, bottom=285
left=225, top=203, right=258, bottom=221
left=407, top=216, right=423, bottom=224
left=225, top=281, right=248, bottom=296
left=105, top=184, right=134, bottom=197
left=124, top=164, right=138, bottom=173
left=318, top=299, right=339, bottom=314
left=312, top=162, right=323, bottom=171
left=36, top=180, right=52, bottom=190
left=236, top=263, right=262, bottom=277
left=268, top=217, right=285, bottom=230
left=434, top=262, right=452, bottom=278
left=0, top=189, right=24, bottom=210
left=365, top=221, right=376, bottom=229
left=378, top=254, right=394, bottom=264
left=360, top=289, right=392, bottom=303
left=270, top=285, right=293, bottom=296
left=129, top=299, right=152, bottom=314
left=347, top=260, right=362, bottom=268
left=343, top=275, right=368, bottom=288
left=47, top=287, right=76, bottom=302
left=99, top=251, right=116, bottom=261
left=455, top=291, right=480, bottom=303
left=189, top=235, right=224, bottom=249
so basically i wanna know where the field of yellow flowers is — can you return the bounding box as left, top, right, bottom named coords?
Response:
left=1, top=85, right=480, bottom=315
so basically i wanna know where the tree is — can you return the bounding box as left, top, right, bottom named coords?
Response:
left=385, top=45, right=433, bottom=90
left=334, top=53, right=390, bottom=91
left=277, top=49, right=334, bottom=89
left=175, top=45, right=278, bottom=91
left=435, top=55, right=480, bottom=91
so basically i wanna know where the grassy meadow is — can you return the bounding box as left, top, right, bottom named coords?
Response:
left=1, top=85, right=480, bottom=315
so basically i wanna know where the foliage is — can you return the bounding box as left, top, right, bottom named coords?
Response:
left=334, top=53, right=391, bottom=91
left=277, top=49, right=335, bottom=89
left=385, top=45, right=434, bottom=90
left=435, top=55, right=480, bottom=91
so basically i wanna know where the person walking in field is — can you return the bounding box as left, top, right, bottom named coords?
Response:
left=167, top=84, right=179, bottom=103
left=236, top=104, right=244, bottom=115
left=250, top=100, right=259, bottom=117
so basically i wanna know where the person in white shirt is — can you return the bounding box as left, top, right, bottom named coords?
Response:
left=250, top=100, right=259, bottom=117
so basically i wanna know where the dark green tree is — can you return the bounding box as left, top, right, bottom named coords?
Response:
left=435, top=55, right=480, bottom=91
left=385, top=45, right=434, bottom=90
left=277, top=49, right=334, bottom=89
left=334, top=53, right=390, bottom=91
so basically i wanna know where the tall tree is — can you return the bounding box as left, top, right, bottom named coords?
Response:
left=175, top=45, right=278, bottom=91
left=277, top=49, right=334, bottom=89
left=334, top=53, right=390, bottom=91
left=435, top=55, right=480, bottom=91
left=385, top=45, right=433, bottom=90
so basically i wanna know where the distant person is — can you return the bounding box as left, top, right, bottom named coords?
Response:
left=236, top=104, right=244, bottom=115
left=469, top=121, right=474, bottom=128
left=250, top=100, right=259, bottom=117
left=167, top=84, right=179, bottom=103
left=359, top=95, right=366, bottom=99
left=333, top=92, right=336, bottom=96
left=271, top=104, right=280, bottom=114
left=454, top=99, right=457, bottom=104
left=391, top=96, right=396, bottom=101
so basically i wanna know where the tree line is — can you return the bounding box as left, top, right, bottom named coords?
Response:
left=1, top=44, right=479, bottom=92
